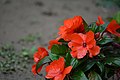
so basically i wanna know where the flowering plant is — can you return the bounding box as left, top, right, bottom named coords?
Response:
left=32, top=14, right=120, bottom=80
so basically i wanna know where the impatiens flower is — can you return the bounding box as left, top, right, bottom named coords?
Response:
left=45, top=57, right=72, bottom=80
left=48, top=39, right=61, bottom=50
left=96, top=16, right=105, bottom=26
left=34, top=47, right=48, bottom=62
left=32, top=47, right=48, bottom=75
left=58, top=16, right=85, bottom=41
left=106, top=20, right=120, bottom=37
left=68, top=31, right=100, bottom=59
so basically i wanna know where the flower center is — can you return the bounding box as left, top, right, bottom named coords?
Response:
left=83, top=43, right=87, bottom=47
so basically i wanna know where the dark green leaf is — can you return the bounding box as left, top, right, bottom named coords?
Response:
left=105, top=57, right=120, bottom=67
left=98, top=54, right=105, bottom=58
left=51, top=45, right=59, bottom=54
left=70, top=58, right=80, bottom=69
left=58, top=38, right=68, bottom=45
left=58, top=38, right=66, bottom=42
left=104, top=67, right=114, bottom=79
left=51, top=44, right=68, bottom=55
left=96, top=62, right=104, bottom=73
left=49, top=53, right=60, bottom=61
left=88, top=71, right=102, bottom=80
left=88, top=22, right=98, bottom=33
left=83, top=18, right=89, bottom=32
left=82, top=60, right=96, bottom=72
left=65, top=53, right=72, bottom=66
left=88, top=22, right=108, bottom=33
left=72, top=70, right=88, bottom=80
left=114, top=37, right=120, bottom=43
left=36, top=56, right=51, bottom=72
left=98, top=35, right=113, bottom=45
left=98, top=23, right=108, bottom=33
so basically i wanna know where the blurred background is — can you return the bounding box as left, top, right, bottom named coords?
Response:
left=0, top=0, right=119, bottom=80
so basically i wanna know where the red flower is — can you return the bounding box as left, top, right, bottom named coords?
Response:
left=68, top=31, right=100, bottom=59
left=48, top=39, right=61, bottom=50
left=32, top=47, right=48, bottom=75
left=34, top=47, right=48, bottom=62
left=45, top=57, right=72, bottom=80
left=106, top=20, right=120, bottom=37
left=96, top=16, right=105, bottom=26
left=58, top=16, right=85, bottom=41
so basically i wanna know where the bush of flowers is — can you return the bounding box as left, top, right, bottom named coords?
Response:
left=32, top=13, right=120, bottom=80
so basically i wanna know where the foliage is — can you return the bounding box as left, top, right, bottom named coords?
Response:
left=32, top=15, right=120, bottom=80
left=0, top=44, right=36, bottom=74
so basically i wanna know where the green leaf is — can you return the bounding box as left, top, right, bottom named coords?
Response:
left=70, top=58, right=80, bottom=69
left=36, top=56, right=51, bottom=72
left=104, top=67, right=115, bottom=79
left=72, top=70, right=88, bottom=80
left=82, top=60, right=96, bottom=72
left=51, top=44, right=59, bottom=54
left=58, top=38, right=65, bottom=42
left=58, top=38, right=68, bottom=45
left=51, top=44, right=68, bottom=55
left=88, top=71, right=102, bottom=80
left=98, top=35, right=113, bottom=45
left=113, top=11, right=120, bottom=24
left=83, top=18, right=89, bottom=32
left=88, top=22, right=108, bottom=33
left=114, top=37, right=120, bottom=43
left=88, top=22, right=98, bottom=33
left=65, top=53, right=72, bottom=66
left=96, top=62, right=104, bottom=73
left=49, top=53, right=60, bottom=61
left=98, top=23, right=108, bottom=33
left=105, top=57, right=120, bottom=67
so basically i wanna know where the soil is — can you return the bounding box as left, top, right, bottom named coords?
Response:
left=0, top=0, right=119, bottom=80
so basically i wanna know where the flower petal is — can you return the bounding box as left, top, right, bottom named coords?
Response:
left=70, top=33, right=83, bottom=44
left=68, top=42, right=80, bottom=48
left=46, top=65, right=61, bottom=78
left=86, top=31, right=94, bottom=43
left=88, top=46, right=100, bottom=58
left=58, top=16, right=85, bottom=41
left=45, top=57, right=65, bottom=79
left=48, top=39, right=61, bottom=50
left=96, top=16, right=105, bottom=26
left=70, top=51, right=77, bottom=58
left=34, top=47, right=48, bottom=62
left=77, top=47, right=87, bottom=59
left=63, top=66, right=72, bottom=75
left=87, top=39, right=96, bottom=49
left=106, top=20, right=120, bottom=37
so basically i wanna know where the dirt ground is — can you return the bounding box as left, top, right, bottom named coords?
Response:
left=0, top=0, right=119, bottom=80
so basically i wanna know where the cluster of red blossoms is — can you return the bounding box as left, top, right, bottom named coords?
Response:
left=32, top=48, right=72, bottom=80
left=32, top=16, right=120, bottom=80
